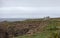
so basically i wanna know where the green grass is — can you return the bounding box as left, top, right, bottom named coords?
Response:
left=15, top=30, right=59, bottom=38
left=15, top=20, right=60, bottom=38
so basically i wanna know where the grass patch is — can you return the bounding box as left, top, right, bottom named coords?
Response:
left=15, top=20, right=60, bottom=38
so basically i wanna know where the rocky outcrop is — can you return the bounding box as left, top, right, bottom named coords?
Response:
left=0, top=21, right=49, bottom=38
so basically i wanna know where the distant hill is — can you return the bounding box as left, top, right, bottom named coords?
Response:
left=0, top=18, right=27, bottom=22
left=0, top=17, right=60, bottom=22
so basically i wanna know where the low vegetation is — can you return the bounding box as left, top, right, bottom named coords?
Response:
left=0, top=18, right=60, bottom=38
left=15, top=18, right=60, bottom=38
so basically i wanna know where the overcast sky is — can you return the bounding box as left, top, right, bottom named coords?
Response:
left=0, top=0, right=60, bottom=18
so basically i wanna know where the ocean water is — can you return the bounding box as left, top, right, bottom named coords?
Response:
left=0, top=18, right=27, bottom=22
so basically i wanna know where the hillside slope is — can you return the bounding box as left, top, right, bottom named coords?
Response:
left=15, top=18, right=60, bottom=38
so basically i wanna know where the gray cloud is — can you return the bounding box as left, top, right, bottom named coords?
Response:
left=0, top=0, right=60, bottom=18
left=1, top=0, right=60, bottom=7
